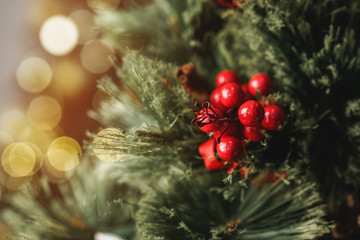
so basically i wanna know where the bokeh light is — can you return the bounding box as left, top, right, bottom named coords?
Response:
left=39, top=15, right=79, bottom=56
left=0, top=108, right=28, bottom=137
left=1, top=143, right=36, bottom=177
left=87, top=0, right=121, bottom=11
left=0, top=166, right=32, bottom=191
left=80, top=39, right=114, bottom=74
left=70, top=10, right=98, bottom=44
left=27, top=96, right=62, bottom=131
left=47, top=136, right=82, bottom=172
left=16, top=56, right=52, bottom=93
left=17, top=126, right=56, bottom=154
left=53, top=59, right=87, bottom=96
left=0, top=131, right=13, bottom=152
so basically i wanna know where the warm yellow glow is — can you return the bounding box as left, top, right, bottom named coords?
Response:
left=27, top=96, right=62, bottom=131
left=70, top=10, right=98, bottom=44
left=0, top=168, right=32, bottom=191
left=0, top=108, right=28, bottom=137
left=23, top=142, right=43, bottom=174
left=80, top=39, right=114, bottom=74
left=47, top=137, right=82, bottom=172
left=87, top=0, right=120, bottom=11
left=16, top=57, right=52, bottom=93
left=39, top=15, right=79, bottom=56
left=17, top=127, right=52, bottom=153
left=1, top=143, right=36, bottom=177
left=53, top=60, right=86, bottom=96
left=0, top=131, right=13, bottom=152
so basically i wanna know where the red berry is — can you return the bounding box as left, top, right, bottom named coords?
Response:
left=261, top=105, right=285, bottom=130
left=216, top=0, right=243, bottom=8
left=215, top=70, right=241, bottom=88
left=210, top=88, right=228, bottom=113
left=196, top=107, right=223, bottom=133
left=238, top=100, right=265, bottom=127
left=240, top=167, right=249, bottom=178
left=213, top=122, right=242, bottom=139
left=241, top=84, right=253, bottom=101
left=198, top=138, right=225, bottom=171
left=216, top=136, right=244, bottom=162
left=219, top=82, right=244, bottom=108
left=248, top=73, right=273, bottom=97
left=227, top=161, right=241, bottom=174
left=243, top=125, right=265, bottom=142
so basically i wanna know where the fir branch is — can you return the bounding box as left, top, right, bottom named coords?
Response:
left=136, top=169, right=329, bottom=240
left=0, top=160, right=139, bottom=240
left=113, top=53, right=195, bottom=135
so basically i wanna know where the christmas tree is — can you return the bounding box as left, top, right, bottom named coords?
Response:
left=1, top=0, right=360, bottom=239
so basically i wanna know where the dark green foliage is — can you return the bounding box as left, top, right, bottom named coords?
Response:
left=0, top=160, right=139, bottom=240
left=136, top=169, right=328, bottom=240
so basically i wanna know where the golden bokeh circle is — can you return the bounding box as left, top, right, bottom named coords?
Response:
left=1, top=143, right=36, bottom=177
left=80, top=39, right=114, bottom=74
left=39, top=15, right=79, bottom=56
left=27, top=96, right=62, bottom=131
left=70, top=10, right=98, bottom=44
left=47, top=136, right=82, bottom=172
left=16, top=57, right=53, bottom=93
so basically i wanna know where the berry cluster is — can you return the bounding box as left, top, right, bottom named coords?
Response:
left=193, top=70, right=285, bottom=172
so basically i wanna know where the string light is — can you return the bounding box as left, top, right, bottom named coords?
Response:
left=27, top=96, right=62, bottom=131
left=39, top=15, right=79, bottom=56
left=80, top=39, right=114, bottom=74
left=70, top=10, right=98, bottom=44
left=1, top=143, right=36, bottom=177
left=47, top=136, right=82, bottom=172
left=16, top=57, right=52, bottom=93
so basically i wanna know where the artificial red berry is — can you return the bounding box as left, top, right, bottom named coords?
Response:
left=198, top=138, right=225, bottom=171
left=240, top=166, right=249, bottom=178
left=216, top=0, right=243, bottom=8
left=215, top=70, right=241, bottom=88
left=210, top=88, right=228, bottom=113
left=213, top=122, right=242, bottom=139
left=194, top=106, right=223, bottom=133
left=227, top=161, right=241, bottom=174
left=219, top=82, right=244, bottom=108
left=238, top=100, right=265, bottom=127
left=216, top=136, right=244, bottom=162
left=261, top=105, right=285, bottom=130
left=241, top=84, right=253, bottom=101
left=243, top=125, right=265, bottom=142
left=248, top=73, right=273, bottom=97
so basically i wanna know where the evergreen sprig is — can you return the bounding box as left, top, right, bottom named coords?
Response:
left=0, top=160, right=139, bottom=240
left=136, top=168, right=329, bottom=240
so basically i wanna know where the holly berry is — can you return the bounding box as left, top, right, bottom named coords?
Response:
left=216, top=0, right=243, bottom=8
left=227, top=161, right=241, bottom=174
left=248, top=73, right=273, bottom=97
left=213, top=122, right=242, bottom=139
left=219, top=82, right=244, bottom=108
left=261, top=105, right=285, bottom=131
left=199, top=138, right=225, bottom=171
left=192, top=103, right=223, bottom=133
left=238, top=100, right=265, bottom=127
left=241, top=84, right=253, bottom=101
left=243, top=125, right=265, bottom=142
left=215, top=70, right=240, bottom=88
left=210, top=88, right=228, bottom=113
left=216, top=136, right=244, bottom=162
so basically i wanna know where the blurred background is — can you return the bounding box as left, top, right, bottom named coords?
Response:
left=0, top=0, right=122, bottom=198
